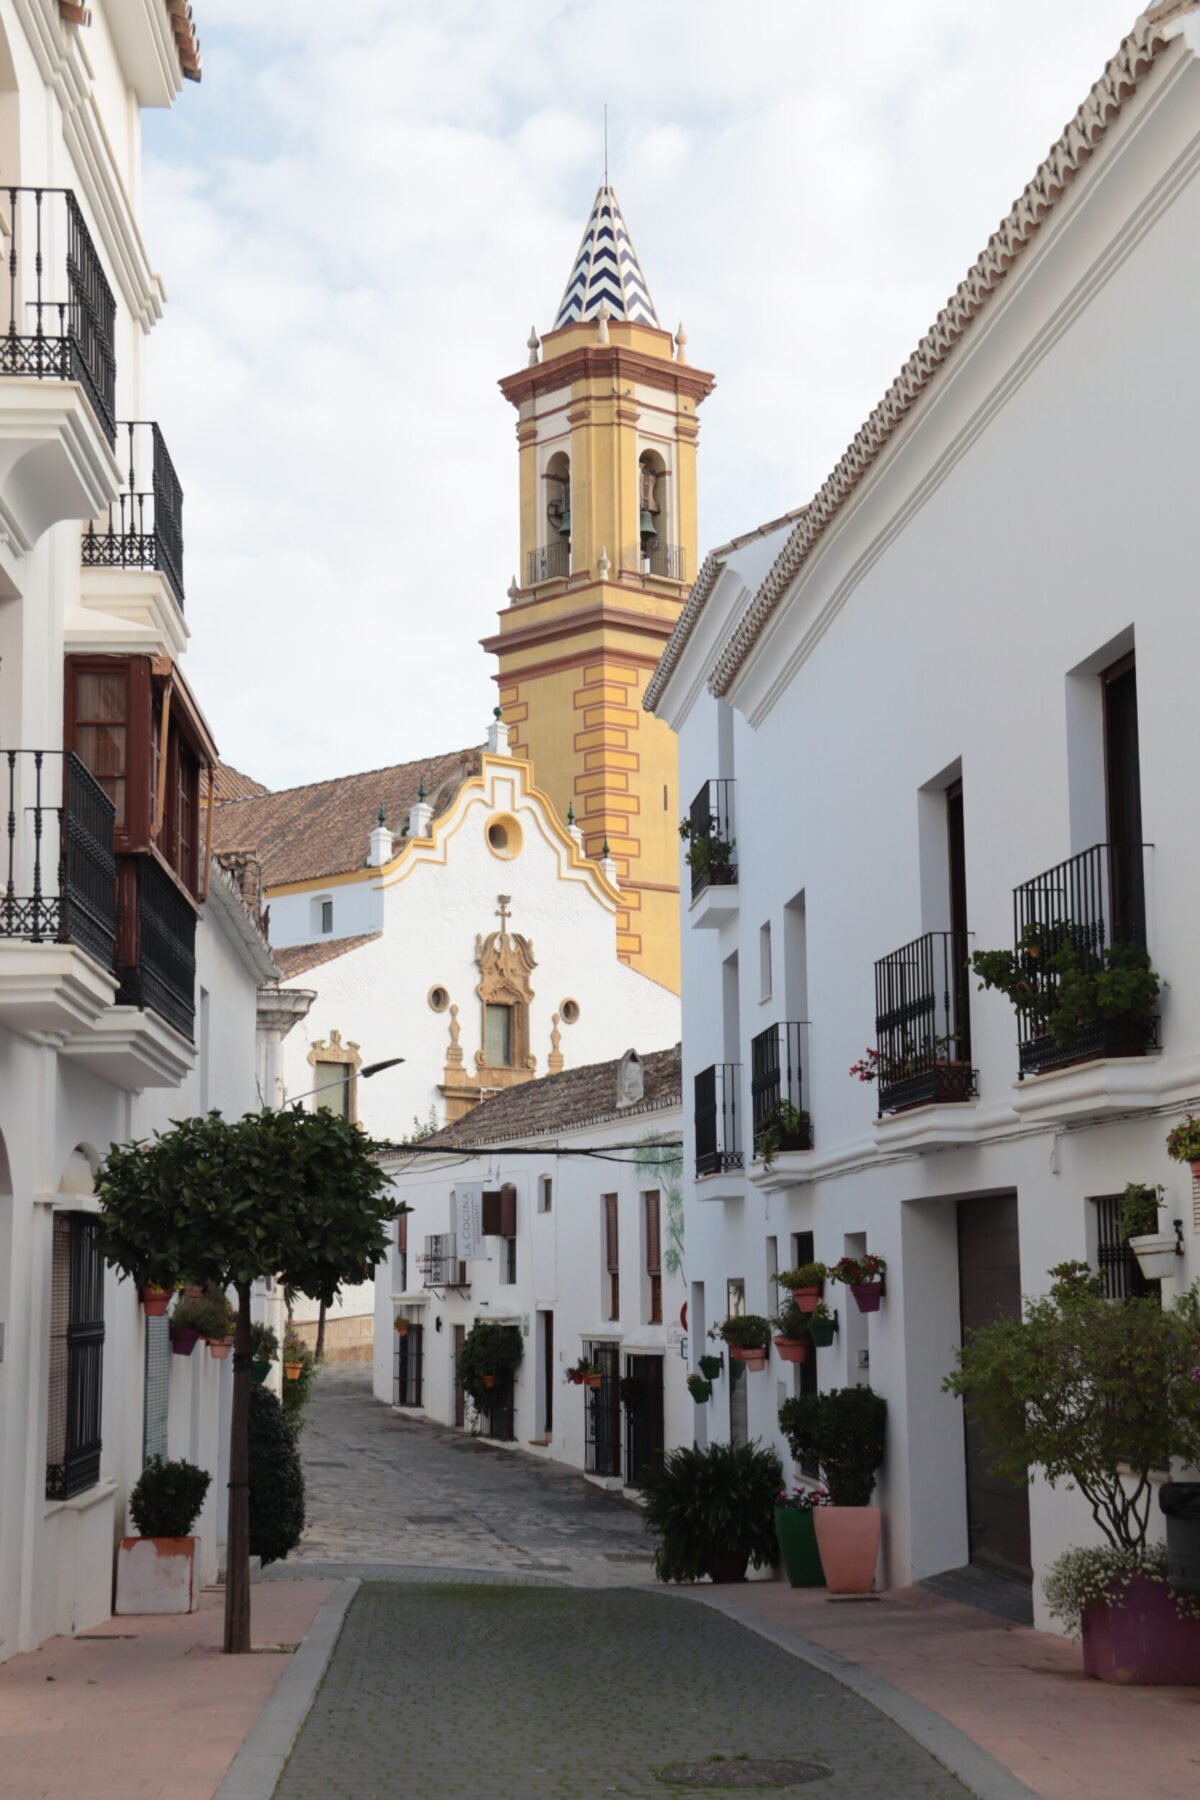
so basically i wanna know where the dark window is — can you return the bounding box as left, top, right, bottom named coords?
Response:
left=481, top=1188, right=502, bottom=1236
left=396, top=1212, right=408, bottom=1292
left=394, top=1322, right=424, bottom=1407
left=320, top=899, right=333, bottom=935
left=538, top=1176, right=553, bottom=1213
left=1103, top=653, right=1145, bottom=944
left=644, top=1190, right=662, bottom=1324
left=946, top=777, right=972, bottom=1063
left=1091, top=1194, right=1152, bottom=1300
left=46, top=1213, right=105, bottom=1500
left=583, top=1340, right=621, bottom=1476
left=604, top=1193, right=620, bottom=1320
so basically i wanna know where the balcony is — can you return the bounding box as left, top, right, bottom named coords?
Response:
left=694, top=1062, right=743, bottom=1180
left=1008, top=843, right=1156, bottom=1078
left=418, top=1233, right=470, bottom=1291
left=750, top=1021, right=812, bottom=1157
left=873, top=931, right=977, bottom=1115
left=83, top=422, right=184, bottom=609
left=685, top=778, right=737, bottom=925
left=0, top=188, right=121, bottom=548
left=0, top=750, right=118, bottom=1034
left=525, top=541, right=569, bottom=586
left=642, top=544, right=686, bottom=581
left=115, top=853, right=197, bottom=1042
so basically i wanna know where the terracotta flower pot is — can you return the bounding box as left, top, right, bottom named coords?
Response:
left=170, top=1326, right=200, bottom=1357
left=728, top=1345, right=767, bottom=1370
left=773, top=1337, right=810, bottom=1364
left=851, top=1281, right=884, bottom=1313
left=812, top=1506, right=881, bottom=1594
left=284, top=1362, right=302, bottom=1380
left=141, top=1286, right=171, bottom=1317
left=483, top=1374, right=496, bottom=1388
left=1190, top=1160, right=1200, bottom=1184
left=207, top=1339, right=232, bottom=1360
left=586, top=1373, right=603, bottom=1389
left=791, top=1285, right=822, bottom=1313
left=1082, top=1574, right=1200, bottom=1684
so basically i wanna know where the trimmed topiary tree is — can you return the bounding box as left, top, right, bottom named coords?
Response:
left=96, top=1105, right=395, bottom=1652
left=778, top=1387, right=888, bottom=1506
left=129, top=1456, right=211, bottom=1539
left=457, top=1319, right=523, bottom=1412
left=248, top=1383, right=305, bottom=1565
left=636, top=1439, right=784, bottom=1583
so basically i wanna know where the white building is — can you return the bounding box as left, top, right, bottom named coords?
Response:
left=374, top=1045, right=688, bottom=1490
left=646, top=3, right=1200, bottom=1629
left=0, top=2, right=279, bottom=1663
left=215, top=717, right=681, bottom=1356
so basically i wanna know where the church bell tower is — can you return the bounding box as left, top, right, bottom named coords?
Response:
left=485, top=187, right=714, bottom=993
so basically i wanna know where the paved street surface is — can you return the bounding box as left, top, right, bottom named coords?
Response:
left=273, top=1582, right=973, bottom=1800
left=275, top=1362, right=656, bottom=1584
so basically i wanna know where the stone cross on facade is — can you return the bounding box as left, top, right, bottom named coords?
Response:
left=496, top=895, right=511, bottom=931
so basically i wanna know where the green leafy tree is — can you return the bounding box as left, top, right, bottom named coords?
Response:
left=457, top=1319, right=523, bottom=1412
left=96, top=1106, right=395, bottom=1652
left=943, top=1263, right=1200, bottom=1549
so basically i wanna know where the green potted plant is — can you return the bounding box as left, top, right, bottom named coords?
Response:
left=249, top=1321, right=279, bottom=1385
left=774, top=1262, right=826, bottom=1312
left=807, top=1300, right=837, bottom=1348
left=772, top=1299, right=813, bottom=1364
left=565, top=1354, right=597, bottom=1386
left=171, top=1292, right=230, bottom=1358
left=458, top=1319, right=523, bottom=1410
left=1117, top=1182, right=1177, bottom=1281
left=829, top=1253, right=887, bottom=1313
left=282, top=1330, right=308, bottom=1381
left=698, top=1353, right=723, bottom=1382
left=115, top=1456, right=212, bottom=1615
left=1167, top=1115, right=1200, bottom=1183
left=637, top=1439, right=783, bottom=1583
left=971, top=923, right=1160, bottom=1066
left=717, top=1314, right=772, bottom=1370
left=773, top=1486, right=830, bottom=1588
left=678, top=814, right=736, bottom=887
left=944, top=1262, right=1200, bottom=1683
left=686, top=1372, right=712, bottom=1403
left=778, top=1387, right=888, bottom=1593
left=756, top=1102, right=812, bottom=1168
left=393, top=1313, right=410, bottom=1337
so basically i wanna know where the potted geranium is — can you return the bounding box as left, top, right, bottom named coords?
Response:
left=778, top=1388, right=888, bottom=1593
left=1118, top=1182, right=1178, bottom=1281
left=829, top=1253, right=887, bottom=1313
left=945, top=1262, right=1200, bottom=1683
left=140, top=1282, right=172, bottom=1317
left=772, top=1300, right=813, bottom=1365
left=115, top=1456, right=212, bottom=1615
left=717, top=1315, right=772, bottom=1371
left=775, top=1262, right=826, bottom=1312
left=756, top=1102, right=812, bottom=1167
left=773, top=1486, right=831, bottom=1588
left=1167, top=1115, right=1200, bottom=1184
left=807, top=1301, right=837, bottom=1348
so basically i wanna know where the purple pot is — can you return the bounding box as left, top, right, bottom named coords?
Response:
left=851, top=1282, right=883, bottom=1314
left=1081, top=1574, right=1200, bottom=1684
left=170, top=1326, right=200, bottom=1357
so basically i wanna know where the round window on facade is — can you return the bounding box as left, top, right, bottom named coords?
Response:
left=486, top=814, right=522, bottom=859
left=560, top=998, right=580, bottom=1024
left=428, top=986, right=450, bottom=1013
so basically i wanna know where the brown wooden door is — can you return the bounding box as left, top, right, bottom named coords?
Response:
left=957, top=1197, right=1031, bottom=1582
left=453, top=1325, right=465, bottom=1428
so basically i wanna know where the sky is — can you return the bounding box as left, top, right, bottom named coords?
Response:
left=142, top=0, right=1139, bottom=792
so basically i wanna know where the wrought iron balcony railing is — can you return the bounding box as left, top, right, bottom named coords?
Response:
left=874, top=931, right=976, bottom=1114
left=116, top=852, right=196, bottom=1041
left=83, top=422, right=184, bottom=606
left=1011, top=842, right=1154, bottom=1075
left=525, top=541, right=569, bottom=585
left=694, top=1062, right=742, bottom=1178
left=643, top=543, right=686, bottom=581
left=0, top=187, right=116, bottom=441
left=418, top=1233, right=470, bottom=1289
left=750, top=1021, right=812, bottom=1154
left=2, top=749, right=116, bottom=971
left=686, top=778, right=736, bottom=902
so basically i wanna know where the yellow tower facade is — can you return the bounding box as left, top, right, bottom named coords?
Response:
left=484, top=187, right=714, bottom=993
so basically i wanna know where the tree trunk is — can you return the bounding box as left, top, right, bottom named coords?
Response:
left=315, top=1299, right=327, bottom=1364
left=223, top=1281, right=253, bottom=1654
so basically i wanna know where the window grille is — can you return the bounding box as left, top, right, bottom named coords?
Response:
left=394, top=1322, right=424, bottom=1407
left=583, top=1340, right=621, bottom=1476
left=1091, top=1195, right=1151, bottom=1301
left=46, top=1212, right=105, bottom=1500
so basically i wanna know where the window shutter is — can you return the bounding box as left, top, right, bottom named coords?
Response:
left=500, top=1184, right=517, bottom=1239
left=604, top=1193, right=619, bottom=1272
left=397, top=1212, right=408, bottom=1252
left=644, top=1191, right=661, bottom=1274
left=481, top=1190, right=503, bottom=1236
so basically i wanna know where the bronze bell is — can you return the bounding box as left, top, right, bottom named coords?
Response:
left=640, top=509, right=658, bottom=550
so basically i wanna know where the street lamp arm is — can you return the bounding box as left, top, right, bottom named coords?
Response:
left=283, top=1057, right=404, bottom=1109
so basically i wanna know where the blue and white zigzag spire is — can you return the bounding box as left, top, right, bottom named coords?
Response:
left=553, top=186, right=660, bottom=330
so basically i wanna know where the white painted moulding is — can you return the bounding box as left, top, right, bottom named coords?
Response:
left=115, top=1536, right=200, bottom=1614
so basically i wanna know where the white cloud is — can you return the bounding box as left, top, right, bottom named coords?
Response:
left=142, top=0, right=1138, bottom=787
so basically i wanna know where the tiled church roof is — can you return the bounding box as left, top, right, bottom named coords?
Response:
left=553, top=186, right=660, bottom=329
left=212, top=747, right=481, bottom=888
left=398, top=1045, right=682, bottom=1150
left=273, top=934, right=381, bottom=980
left=213, top=763, right=269, bottom=803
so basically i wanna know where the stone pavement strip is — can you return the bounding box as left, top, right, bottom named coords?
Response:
left=272, top=1582, right=978, bottom=1800
left=0, top=1580, right=334, bottom=1800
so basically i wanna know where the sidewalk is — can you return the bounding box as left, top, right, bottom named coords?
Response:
left=699, top=1580, right=1200, bottom=1800
left=0, top=1581, right=335, bottom=1800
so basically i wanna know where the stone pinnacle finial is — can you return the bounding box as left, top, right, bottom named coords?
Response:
left=527, top=326, right=540, bottom=366
left=507, top=574, right=520, bottom=603
left=597, top=544, right=610, bottom=582
left=567, top=802, right=575, bottom=825
left=418, top=780, right=426, bottom=802
left=597, top=299, right=610, bottom=344
left=377, top=805, right=386, bottom=826
left=675, top=322, right=688, bottom=364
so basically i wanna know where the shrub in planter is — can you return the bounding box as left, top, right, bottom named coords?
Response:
left=117, top=1456, right=212, bottom=1616
left=971, top=924, right=1160, bottom=1053
left=1044, top=1544, right=1200, bottom=1683
left=717, top=1315, right=772, bottom=1368
left=774, top=1485, right=832, bottom=1588
left=778, top=1387, right=888, bottom=1594
left=172, top=1292, right=234, bottom=1342
left=1166, top=1115, right=1200, bottom=1179
left=458, top=1319, right=523, bottom=1411
left=775, top=1263, right=826, bottom=1310
left=281, top=1333, right=316, bottom=1424
left=249, top=1321, right=279, bottom=1363
left=756, top=1102, right=812, bottom=1168
left=807, top=1301, right=837, bottom=1347
left=1117, top=1183, right=1177, bottom=1280
left=945, top=1263, right=1200, bottom=1682
left=698, top=1354, right=723, bottom=1382
left=772, top=1300, right=813, bottom=1364
left=687, top=1373, right=712, bottom=1403
left=129, top=1456, right=211, bottom=1539
left=248, top=1383, right=306, bottom=1565
left=637, top=1439, right=783, bottom=1583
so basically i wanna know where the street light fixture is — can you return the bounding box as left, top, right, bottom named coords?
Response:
left=284, top=1057, right=405, bottom=1109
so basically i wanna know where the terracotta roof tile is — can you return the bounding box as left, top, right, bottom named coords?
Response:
left=272, top=933, right=382, bottom=980
left=213, top=763, right=268, bottom=803
left=400, top=1045, right=681, bottom=1149
left=212, top=746, right=481, bottom=889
